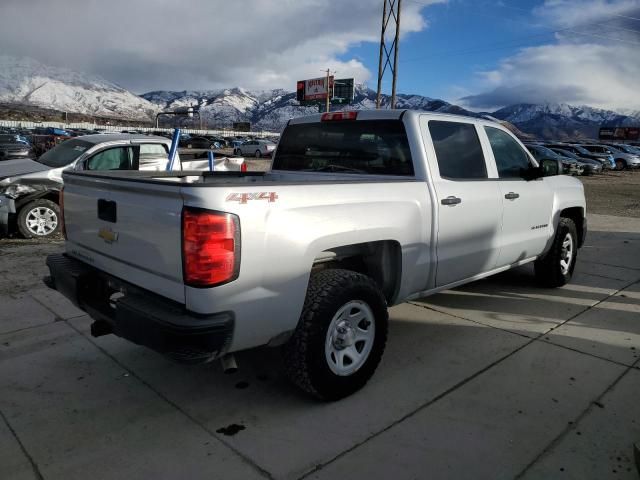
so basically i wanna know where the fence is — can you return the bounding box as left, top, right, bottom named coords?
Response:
left=0, top=119, right=280, bottom=138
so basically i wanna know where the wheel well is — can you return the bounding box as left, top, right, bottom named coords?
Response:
left=559, top=207, right=585, bottom=247
left=312, top=240, right=402, bottom=304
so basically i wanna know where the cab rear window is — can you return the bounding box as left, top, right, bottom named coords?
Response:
left=273, top=120, right=414, bottom=176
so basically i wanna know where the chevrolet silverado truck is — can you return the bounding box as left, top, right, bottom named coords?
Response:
left=45, top=110, right=586, bottom=400
left=0, top=133, right=244, bottom=238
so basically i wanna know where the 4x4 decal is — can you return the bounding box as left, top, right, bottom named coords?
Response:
left=226, top=192, right=278, bottom=204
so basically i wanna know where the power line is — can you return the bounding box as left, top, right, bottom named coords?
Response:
left=564, top=29, right=640, bottom=46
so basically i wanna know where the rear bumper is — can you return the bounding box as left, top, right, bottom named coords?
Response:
left=45, top=253, right=234, bottom=363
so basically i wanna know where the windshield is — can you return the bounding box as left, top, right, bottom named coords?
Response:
left=612, top=144, right=639, bottom=154
left=533, top=145, right=559, bottom=158
left=552, top=148, right=578, bottom=160
left=572, top=145, right=591, bottom=155
left=274, top=120, right=414, bottom=176
left=37, top=139, right=93, bottom=168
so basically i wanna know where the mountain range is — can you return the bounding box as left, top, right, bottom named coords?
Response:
left=1, top=56, right=639, bottom=140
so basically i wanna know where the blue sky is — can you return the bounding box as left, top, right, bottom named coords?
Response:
left=343, top=0, right=541, bottom=98
left=342, top=0, right=640, bottom=110
left=1, top=0, right=639, bottom=111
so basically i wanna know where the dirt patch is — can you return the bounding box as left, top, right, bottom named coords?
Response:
left=0, top=235, right=63, bottom=296
left=580, top=170, right=640, bottom=218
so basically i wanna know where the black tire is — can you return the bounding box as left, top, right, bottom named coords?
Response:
left=17, top=199, right=61, bottom=239
left=534, top=217, right=578, bottom=288
left=255, top=150, right=262, bottom=158
left=615, top=159, right=626, bottom=170
left=283, top=269, right=388, bottom=401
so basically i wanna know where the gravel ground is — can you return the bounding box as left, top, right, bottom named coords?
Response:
left=0, top=236, right=63, bottom=296
left=580, top=169, right=640, bottom=218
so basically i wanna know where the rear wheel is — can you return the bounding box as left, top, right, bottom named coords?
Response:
left=17, top=199, right=60, bottom=238
left=283, top=269, right=388, bottom=401
left=534, top=217, right=577, bottom=287
left=615, top=159, right=627, bottom=170
left=255, top=150, right=262, bottom=158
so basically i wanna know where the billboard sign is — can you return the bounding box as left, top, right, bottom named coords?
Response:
left=233, top=122, right=251, bottom=132
left=296, top=76, right=334, bottom=101
left=599, top=126, right=640, bottom=141
left=296, top=77, right=354, bottom=105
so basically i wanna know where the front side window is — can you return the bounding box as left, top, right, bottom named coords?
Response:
left=429, top=121, right=487, bottom=180
left=86, top=146, right=135, bottom=171
left=485, top=127, right=531, bottom=178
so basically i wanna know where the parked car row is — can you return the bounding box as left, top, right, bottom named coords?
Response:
left=524, top=140, right=640, bottom=174
left=0, top=133, right=249, bottom=239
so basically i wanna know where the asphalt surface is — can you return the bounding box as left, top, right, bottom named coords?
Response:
left=1, top=213, right=639, bottom=480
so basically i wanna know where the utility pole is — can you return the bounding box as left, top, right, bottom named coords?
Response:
left=375, top=0, right=402, bottom=109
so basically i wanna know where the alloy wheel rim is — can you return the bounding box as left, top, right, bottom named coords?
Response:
left=560, top=233, right=574, bottom=275
left=26, top=206, right=58, bottom=236
left=325, top=300, right=375, bottom=376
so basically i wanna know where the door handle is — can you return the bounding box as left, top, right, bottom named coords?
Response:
left=441, top=196, right=462, bottom=206
left=504, top=192, right=520, bottom=200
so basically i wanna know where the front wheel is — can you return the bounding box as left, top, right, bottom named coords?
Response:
left=615, top=159, right=627, bottom=170
left=17, top=199, right=61, bottom=238
left=534, top=217, right=577, bottom=287
left=255, top=150, right=262, bottom=158
left=283, top=269, right=388, bottom=401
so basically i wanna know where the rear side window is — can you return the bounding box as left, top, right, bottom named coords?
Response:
left=139, top=143, right=168, bottom=166
left=428, top=121, right=487, bottom=179
left=273, top=120, right=414, bottom=176
left=485, top=127, right=531, bottom=178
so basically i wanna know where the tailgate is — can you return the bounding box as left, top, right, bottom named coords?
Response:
left=63, top=172, right=186, bottom=303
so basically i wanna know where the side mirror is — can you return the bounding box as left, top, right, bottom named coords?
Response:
left=521, top=164, right=544, bottom=181
left=540, top=158, right=562, bottom=177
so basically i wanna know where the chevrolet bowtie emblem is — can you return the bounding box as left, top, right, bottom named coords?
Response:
left=98, top=227, right=119, bottom=244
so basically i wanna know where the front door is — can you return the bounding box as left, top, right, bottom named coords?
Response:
left=424, top=119, right=503, bottom=287
left=483, top=126, right=553, bottom=267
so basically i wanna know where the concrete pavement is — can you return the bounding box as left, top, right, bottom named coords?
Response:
left=1, top=213, right=638, bottom=480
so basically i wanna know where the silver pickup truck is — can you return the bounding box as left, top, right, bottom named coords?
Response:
left=45, top=110, right=587, bottom=400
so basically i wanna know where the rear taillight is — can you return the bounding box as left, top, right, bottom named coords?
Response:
left=59, top=187, right=66, bottom=239
left=321, top=111, right=358, bottom=121
left=182, top=208, right=240, bottom=288
left=241, top=162, right=247, bottom=172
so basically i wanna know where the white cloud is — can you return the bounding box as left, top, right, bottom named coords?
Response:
left=534, top=0, right=640, bottom=28
left=0, top=0, right=442, bottom=93
left=461, top=0, right=640, bottom=111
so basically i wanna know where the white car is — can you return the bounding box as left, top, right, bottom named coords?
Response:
left=234, top=139, right=276, bottom=157
left=0, top=134, right=244, bottom=238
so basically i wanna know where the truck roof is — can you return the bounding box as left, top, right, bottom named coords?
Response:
left=287, top=109, right=491, bottom=125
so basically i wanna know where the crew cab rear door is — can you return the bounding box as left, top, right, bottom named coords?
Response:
left=422, top=118, right=503, bottom=287
left=482, top=126, right=553, bottom=267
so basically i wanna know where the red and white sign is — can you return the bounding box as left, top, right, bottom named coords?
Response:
left=303, top=76, right=334, bottom=101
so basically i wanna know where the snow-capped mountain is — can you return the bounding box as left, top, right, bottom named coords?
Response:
left=490, top=103, right=640, bottom=140
left=1, top=55, right=639, bottom=139
left=141, top=84, right=480, bottom=131
left=0, top=56, right=158, bottom=121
